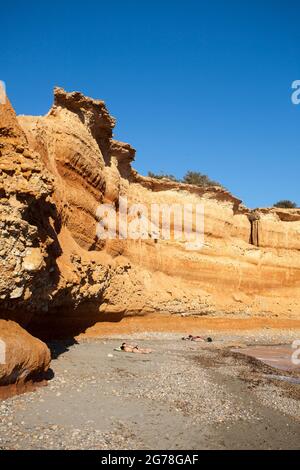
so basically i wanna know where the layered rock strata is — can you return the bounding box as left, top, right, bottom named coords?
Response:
left=0, top=87, right=299, bottom=339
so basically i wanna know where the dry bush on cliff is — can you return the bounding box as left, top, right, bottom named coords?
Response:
left=182, top=171, right=222, bottom=187
left=273, top=200, right=297, bottom=209
left=147, top=171, right=179, bottom=181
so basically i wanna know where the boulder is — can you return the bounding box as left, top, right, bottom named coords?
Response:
left=0, top=320, right=51, bottom=398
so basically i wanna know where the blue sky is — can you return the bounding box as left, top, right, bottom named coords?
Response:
left=1, top=0, right=299, bottom=208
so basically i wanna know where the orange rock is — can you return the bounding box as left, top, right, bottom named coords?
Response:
left=0, top=320, right=50, bottom=398
left=0, top=87, right=299, bottom=341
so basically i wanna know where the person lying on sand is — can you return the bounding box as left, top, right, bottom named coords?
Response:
left=119, top=342, right=152, bottom=354
left=182, top=335, right=204, bottom=342
left=182, top=335, right=212, bottom=342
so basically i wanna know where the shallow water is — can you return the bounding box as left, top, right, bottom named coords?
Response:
left=263, top=374, right=300, bottom=385
left=231, top=344, right=300, bottom=372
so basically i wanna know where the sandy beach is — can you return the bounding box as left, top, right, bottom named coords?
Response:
left=1, top=326, right=299, bottom=450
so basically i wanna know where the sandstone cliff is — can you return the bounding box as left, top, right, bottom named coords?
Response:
left=0, top=87, right=299, bottom=340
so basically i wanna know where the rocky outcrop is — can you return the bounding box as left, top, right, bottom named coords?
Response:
left=0, top=87, right=299, bottom=343
left=0, top=97, right=54, bottom=319
left=0, top=320, right=50, bottom=398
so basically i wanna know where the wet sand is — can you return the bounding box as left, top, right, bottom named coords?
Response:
left=0, top=329, right=299, bottom=450
left=232, top=344, right=300, bottom=372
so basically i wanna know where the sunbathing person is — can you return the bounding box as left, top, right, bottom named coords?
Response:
left=182, top=335, right=212, bottom=342
left=120, top=342, right=152, bottom=354
left=119, top=342, right=135, bottom=351
left=182, top=334, right=203, bottom=341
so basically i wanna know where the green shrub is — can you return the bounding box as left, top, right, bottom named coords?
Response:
left=147, top=171, right=179, bottom=182
left=273, top=200, right=297, bottom=209
left=182, top=171, right=221, bottom=187
left=147, top=170, right=222, bottom=187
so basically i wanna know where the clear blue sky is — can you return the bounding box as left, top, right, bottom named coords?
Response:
left=1, top=0, right=299, bottom=208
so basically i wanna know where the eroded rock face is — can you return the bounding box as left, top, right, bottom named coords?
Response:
left=0, top=87, right=299, bottom=339
left=0, top=320, right=50, bottom=398
left=0, top=97, right=54, bottom=317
